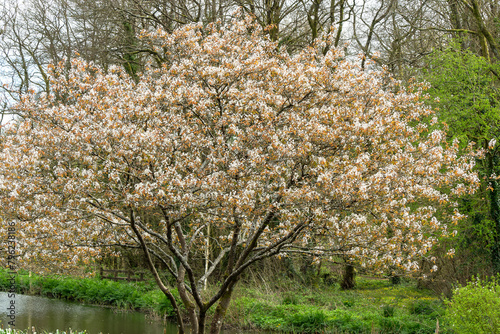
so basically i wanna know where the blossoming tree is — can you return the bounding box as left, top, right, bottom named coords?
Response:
left=0, top=16, right=478, bottom=334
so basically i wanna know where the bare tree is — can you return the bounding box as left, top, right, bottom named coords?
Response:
left=0, top=0, right=124, bottom=107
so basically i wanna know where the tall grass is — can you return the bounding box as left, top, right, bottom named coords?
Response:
left=225, top=276, right=448, bottom=334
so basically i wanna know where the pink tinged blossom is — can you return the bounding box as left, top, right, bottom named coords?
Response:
left=489, top=138, right=497, bottom=150
left=0, top=16, right=479, bottom=277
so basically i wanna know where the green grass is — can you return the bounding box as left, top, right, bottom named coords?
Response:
left=226, top=276, right=448, bottom=333
left=0, top=269, right=449, bottom=333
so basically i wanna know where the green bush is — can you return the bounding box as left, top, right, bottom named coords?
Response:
left=445, top=277, right=500, bottom=334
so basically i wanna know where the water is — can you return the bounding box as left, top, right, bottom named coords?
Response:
left=0, top=293, right=270, bottom=334
left=0, top=292, right=177, bottom=334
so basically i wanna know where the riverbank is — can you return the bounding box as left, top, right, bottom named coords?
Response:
left=0, top=269, right=448, bottom=333
left=0, top=269, right=174, bottom=319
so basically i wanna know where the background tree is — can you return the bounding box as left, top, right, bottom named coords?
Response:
left=423, top=42, right=500, bottom=276
left=0, top=0, right=153, bottom=115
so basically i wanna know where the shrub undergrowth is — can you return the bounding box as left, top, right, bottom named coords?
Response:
left=444, top=276, right=500, bottom=334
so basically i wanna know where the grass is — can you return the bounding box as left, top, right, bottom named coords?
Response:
left=0, top=269, right=449, bottom=333
left=224, top=276, right=448, bottom=333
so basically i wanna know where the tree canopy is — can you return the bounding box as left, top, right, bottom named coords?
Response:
left=0, top=16, right=479, bottom=334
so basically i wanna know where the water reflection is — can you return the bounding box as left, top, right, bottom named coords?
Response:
left=0, top=293, right=274, bottom=334
left=0, top=292, right=176, bottom=334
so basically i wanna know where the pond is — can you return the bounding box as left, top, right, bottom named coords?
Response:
left=0, top=292, right=178, bottom=334
left=0, top=293, right=267, bottom=334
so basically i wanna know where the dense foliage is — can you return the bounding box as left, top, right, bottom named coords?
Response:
left=423, top=41, right=500, bottom=275
left=445, top=276, right=500, bottom=334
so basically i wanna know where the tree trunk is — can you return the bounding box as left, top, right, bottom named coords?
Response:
left=209, top=281, right=237, bottom=334
left=265, top=0, right=280, bottom=41
left=177, top=266, right=198, bottom=334
left=198, top=310, right=207, bottom=334
left=467, top=0, right=500, bottom=60
left=390, top=274, right=401, bottom=285
left=334, top=0, right=346, bottom=48
left=340, top=263, right=355, bottom=290
left=447, top=0, right=463, bottom=31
